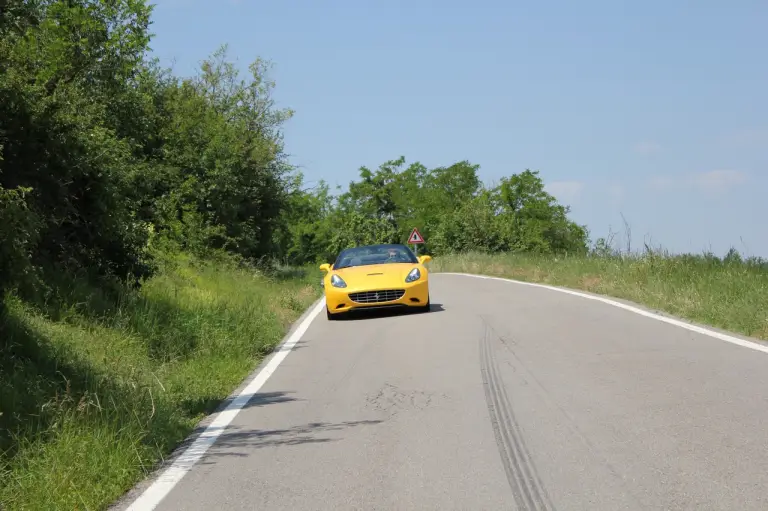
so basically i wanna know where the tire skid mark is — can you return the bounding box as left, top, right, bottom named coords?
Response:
left=480, top=318, right=555, bottom=511
left=480, top=332, right=531, bottom=510
left=486, top=322, right=559, bottom=511
left=493, top=323, right=644, bottom=508
left=490, top=343, right=557, bottom=511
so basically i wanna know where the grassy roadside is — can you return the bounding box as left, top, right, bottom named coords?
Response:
left=432, top=251, right=767, bottom=340
left=0, top=253, right=321, bottom=510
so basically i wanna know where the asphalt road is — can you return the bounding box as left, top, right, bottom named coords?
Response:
left=121, top=274, right=768, bottom=511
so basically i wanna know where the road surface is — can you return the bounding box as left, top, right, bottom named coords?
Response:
left=120, top=273, right=768, bottom=510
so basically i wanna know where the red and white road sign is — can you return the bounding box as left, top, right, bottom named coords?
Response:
left=408, top=228, right=425, bottom=244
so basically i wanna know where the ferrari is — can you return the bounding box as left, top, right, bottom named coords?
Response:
left=320, top=243, right=432, bottom=320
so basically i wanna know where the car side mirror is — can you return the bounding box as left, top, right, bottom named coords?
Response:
left=319, top=263, right=331, bottom=272
left=418, top=255, right=432, bottom=264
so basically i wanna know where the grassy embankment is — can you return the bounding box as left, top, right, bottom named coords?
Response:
left=432, top=251, right=767, bottom=340
left=0, top=253, right=320, bottom=510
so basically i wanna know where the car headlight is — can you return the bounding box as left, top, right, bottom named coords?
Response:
left=405, top=268, right=421, bottom=283
left=330, top=274, right=347, bottom=288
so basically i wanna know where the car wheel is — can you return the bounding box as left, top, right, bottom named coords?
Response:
left=418, top=295, right=431, bottom=313
left=326, top=307, right=337, bottom=320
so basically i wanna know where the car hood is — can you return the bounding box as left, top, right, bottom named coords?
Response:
left=333, top=263, right=420, bottom=289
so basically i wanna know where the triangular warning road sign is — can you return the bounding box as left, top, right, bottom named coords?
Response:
left=408, top=228, right=425, bottom=244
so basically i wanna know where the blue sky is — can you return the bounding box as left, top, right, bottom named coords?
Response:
left=148, top=0, right=767, bottom=257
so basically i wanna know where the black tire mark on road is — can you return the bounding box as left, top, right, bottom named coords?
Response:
left=485, top=322, right=559, bottom=511
left=491, top=323, right=646, bottom=510
left=480, top=319, right=555, bottom=511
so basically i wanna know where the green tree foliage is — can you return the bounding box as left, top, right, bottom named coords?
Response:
left=0, top=1, right=295, bottom=307
left=0, top=187, right=39, bottom=300
left=0, top=0, right=588, bottom=308
left=144, top=46, right=294, bottom=259
left=279, top=158, right=590, bottom=264
left=0, top=0, right=156, bottom=292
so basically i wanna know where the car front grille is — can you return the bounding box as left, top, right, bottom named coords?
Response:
left=348, top=289, right=405, bottom=304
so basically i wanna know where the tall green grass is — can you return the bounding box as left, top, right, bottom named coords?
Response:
left=432, top=251, right=767, bottom=340
left=0, top=253, right=320, bottom=510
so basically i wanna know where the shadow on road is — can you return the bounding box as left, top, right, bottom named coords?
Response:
left=283, top=339, right=310, bottom=351
left=339, top=303, right=446, bottom=321
left=183, top=390, right=303, bottom=418
left=242, top=390, right=302, bottom=409
left=201, top=419, right=384, bottom=463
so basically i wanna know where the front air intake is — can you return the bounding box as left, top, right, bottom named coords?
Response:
left=348, top=289, right=405, bottom=304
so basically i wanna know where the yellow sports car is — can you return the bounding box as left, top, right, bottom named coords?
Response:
left=320, top=243, right=432, bottom=320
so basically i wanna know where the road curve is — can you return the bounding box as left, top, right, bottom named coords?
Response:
left=121, top=273, right=768, bottom=510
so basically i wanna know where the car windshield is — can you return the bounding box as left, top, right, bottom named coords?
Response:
left=333, top=244, right=418, bottom=269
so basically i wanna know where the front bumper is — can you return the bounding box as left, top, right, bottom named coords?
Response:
left=324, top=280, right=429, bottom=314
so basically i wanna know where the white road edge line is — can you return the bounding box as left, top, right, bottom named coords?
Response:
left=126, top=298, right=326, bottom=511
left=441, top=272, right=768, bottom=355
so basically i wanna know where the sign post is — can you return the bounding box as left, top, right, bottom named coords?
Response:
left=408, top=228, right=425, bottom=256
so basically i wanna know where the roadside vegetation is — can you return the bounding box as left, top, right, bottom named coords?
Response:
left=1, top=0, right=766, bottom=509
left=0, top=253, right=318, bottom=509
left=1, top=1, right=319, bottom=507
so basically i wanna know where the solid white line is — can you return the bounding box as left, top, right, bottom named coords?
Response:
left=440, top=272, right=768, bottom=355
left=126, top=298, right=326, bottom=511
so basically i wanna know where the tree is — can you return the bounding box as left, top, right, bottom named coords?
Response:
left=0, top=2, right=298, bottom=308
left=0, top=0, right=157, bottom=301
left=283, top=157, right=589, bottom=261
left=133, top=45, right=295, bottom=260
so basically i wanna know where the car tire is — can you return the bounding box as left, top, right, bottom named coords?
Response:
left=326, top=307, right=337, bottom=321
left=418, top=295, right=431, bottom=313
